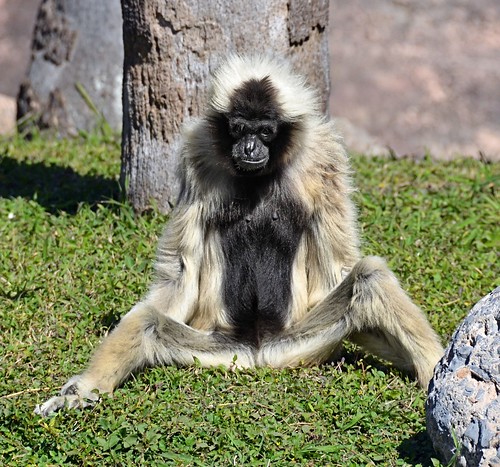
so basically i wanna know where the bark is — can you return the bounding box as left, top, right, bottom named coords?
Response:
left=121, top=0, right=330, bottom=213
left=17, top=0, right=123, bottom=135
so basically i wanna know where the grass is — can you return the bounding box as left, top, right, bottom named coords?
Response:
left=0, top=133, right=498, bottom=466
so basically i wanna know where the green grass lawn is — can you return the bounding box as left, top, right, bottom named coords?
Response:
left=0, top=134, right=498, bottom=466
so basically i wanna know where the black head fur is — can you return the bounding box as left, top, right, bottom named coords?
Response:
left=229, top=77, right=281, bottom=120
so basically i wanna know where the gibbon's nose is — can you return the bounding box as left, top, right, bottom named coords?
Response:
left=244, top=135, right=256, bottom=156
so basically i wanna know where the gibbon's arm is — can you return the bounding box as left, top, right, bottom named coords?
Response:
left=145, top=198, right=205, bottom=323
left=33, top=187, right=206, bottom=416
left=300, top=121, right=362, bottom=309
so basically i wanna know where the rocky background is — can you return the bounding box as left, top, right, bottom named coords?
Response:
left=1, top=0, right=499, bottom=161
left=329, top=0, right=500, bottom=160
left=0, top=0, right=38, bottom=134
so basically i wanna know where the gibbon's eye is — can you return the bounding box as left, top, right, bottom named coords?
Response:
left=259, top=126, right=275, bottom=140
left=260, top=127, right=272, bottom=137
left=230, top=122, right=246, bottom=136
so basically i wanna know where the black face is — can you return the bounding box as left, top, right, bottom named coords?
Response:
left=214, top=76, right=292, bottom=176
left=228, top=115, right=278, bottom=172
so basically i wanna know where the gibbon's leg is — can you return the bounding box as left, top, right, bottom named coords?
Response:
left=35, top=304, right=255, bottom=416
left=258, top=256, right=443, bottom=388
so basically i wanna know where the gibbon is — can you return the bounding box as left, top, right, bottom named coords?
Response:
left=35, top=55, right=443, bottom=416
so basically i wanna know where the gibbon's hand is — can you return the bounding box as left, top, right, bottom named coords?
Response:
left=34, top=375, right=99, bottom=416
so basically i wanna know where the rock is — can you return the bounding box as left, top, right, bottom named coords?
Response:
left=17, top=0, right=123, bottom=135
left=334, top=117, right=391, bottom=157
left=426, top=287, right=500, bottom=466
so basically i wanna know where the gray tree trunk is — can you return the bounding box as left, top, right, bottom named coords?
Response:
left=121, top=0, right=330, bottom=213
left=17, top=0, right=123, bottom=135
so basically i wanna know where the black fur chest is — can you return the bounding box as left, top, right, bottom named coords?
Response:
left=212, top=193, right=308, bottom=345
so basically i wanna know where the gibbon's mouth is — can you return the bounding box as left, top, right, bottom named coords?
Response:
left=234, top=156, right=269, bottom=172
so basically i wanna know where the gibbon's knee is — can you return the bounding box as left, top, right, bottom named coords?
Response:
left=347, top=255, right=431, bottom=330
left=346, top=256, right=397, bottom=325
left=350, top=256, right=394, bottom=291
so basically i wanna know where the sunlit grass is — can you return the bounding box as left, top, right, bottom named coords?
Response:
left=0, top=134, right=498, bottom=465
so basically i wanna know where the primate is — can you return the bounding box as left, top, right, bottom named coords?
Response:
left=35, top=55, right=443, bottom=416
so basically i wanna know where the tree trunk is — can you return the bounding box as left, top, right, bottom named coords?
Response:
left=17, top=0, right=123, bottom=135
left=121, top=0, right=329, bottom=213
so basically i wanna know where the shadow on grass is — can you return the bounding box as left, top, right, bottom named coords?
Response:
left=339, top=350, right=439, bottom=465
left=0, top=156, right=120, bottom=214
left=398, top=429, right=438, bottom=466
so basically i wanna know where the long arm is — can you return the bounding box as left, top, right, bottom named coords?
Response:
left=35, top=201, right=205, bottom=415
left=296, top=121, right=361, bottom=307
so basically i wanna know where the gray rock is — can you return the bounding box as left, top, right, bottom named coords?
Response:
left=426, top=287, right=500, bottom=466
left=17, top=0, right=123, bottom=135
left=334, top=117, right=391, bottom=157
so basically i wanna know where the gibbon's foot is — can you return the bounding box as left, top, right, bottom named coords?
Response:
left=34, top=375, right=100, bottom=417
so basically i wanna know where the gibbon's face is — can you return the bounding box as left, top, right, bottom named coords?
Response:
left=228, top=115, right=277, bottom=172
left=222, top=77, right=291, bottom=176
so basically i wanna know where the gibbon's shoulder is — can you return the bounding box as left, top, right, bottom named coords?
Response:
left=290, top=117, right=354, bottom=209
left=305, top=117, right=350, bottom=172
